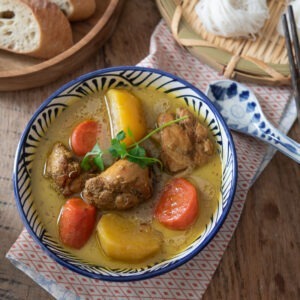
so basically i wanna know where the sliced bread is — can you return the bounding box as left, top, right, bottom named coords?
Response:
left=0, top=0, right=73, bottom=59
left=49, top=0, right=96, bottom=21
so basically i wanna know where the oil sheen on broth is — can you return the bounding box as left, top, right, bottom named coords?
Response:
left=31, top=87, right=222, bottom=269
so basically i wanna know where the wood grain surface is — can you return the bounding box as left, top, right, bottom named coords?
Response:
left=0, top=1, right=299, bottom=299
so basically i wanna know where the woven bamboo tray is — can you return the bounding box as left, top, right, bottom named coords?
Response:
left=156, top=0, right=291, bottom=86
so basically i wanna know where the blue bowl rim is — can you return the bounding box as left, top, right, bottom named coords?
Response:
left=13, top=66, right=238, bottom=281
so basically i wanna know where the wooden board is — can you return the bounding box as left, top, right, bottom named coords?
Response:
left=0, top=0, right=124, bottom=91
left=156, top=0, right=291, bottom=86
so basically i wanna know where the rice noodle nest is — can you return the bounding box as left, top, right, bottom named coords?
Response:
left=195, top=0, right=269, bottom=38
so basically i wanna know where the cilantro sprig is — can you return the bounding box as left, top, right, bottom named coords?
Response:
left=80, top=115, right=187, bottom=171
left=81, top=143, right=105, bottom=171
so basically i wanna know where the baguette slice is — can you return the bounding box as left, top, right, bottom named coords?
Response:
left=49, top=0, right=96, bottom=21
left=0, top=0, right=73, bottom=59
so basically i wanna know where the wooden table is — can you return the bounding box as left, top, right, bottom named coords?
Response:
left=1, top=1, right=299, bottom=299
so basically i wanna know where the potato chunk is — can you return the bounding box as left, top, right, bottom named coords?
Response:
left=97, top=213, right=162, bottom=262
left=105, top=89, right=147, bottom=146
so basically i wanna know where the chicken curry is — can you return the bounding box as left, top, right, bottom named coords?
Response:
left=31, top=87, right=222, bottom=269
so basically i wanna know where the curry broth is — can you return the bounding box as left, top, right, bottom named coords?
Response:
left=31, top=87, right=222, bottom=269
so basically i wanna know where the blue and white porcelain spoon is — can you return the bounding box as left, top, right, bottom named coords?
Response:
left=206, top=80, right=300, bottom=164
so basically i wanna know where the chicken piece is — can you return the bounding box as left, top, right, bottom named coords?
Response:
left=158, top=107, right=214, bottom=173
left=157, top=112, right=193, bottom=173
left=45, top=142, right=83, bottom=196
left=177, top=107, right=214, bottom=155
left=82, top=159, right=153, bottom=210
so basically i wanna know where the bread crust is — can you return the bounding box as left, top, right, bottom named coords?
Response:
left=0, top=0, right=73, bottom=59
left=67, top=0, right=96, bottom=21
left=23, top=0, right=73, bottom=58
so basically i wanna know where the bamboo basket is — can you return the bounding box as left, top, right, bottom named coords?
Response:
left=156, top=0, right=291, bottom=86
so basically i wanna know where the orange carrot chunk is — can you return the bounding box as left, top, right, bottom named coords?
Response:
left=71, top=120, right=99, bottom=156
left=155, top=178, right=199, bottom=230
left=58, top=198, right=96, bottom=249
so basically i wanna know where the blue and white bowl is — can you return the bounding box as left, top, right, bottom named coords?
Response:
left=13, top=66, right=237, bottom=281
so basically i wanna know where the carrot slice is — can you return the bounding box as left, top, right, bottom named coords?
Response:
left=71, top=120, right=99, bottom=156
left=58, top=198, right=96, bottom=249
left=154, top=178, right=199, bottom=230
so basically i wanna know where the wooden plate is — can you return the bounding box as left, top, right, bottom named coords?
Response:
left=156, top=0, right=291, bottom=86
left=0, top=0, right=124, bottom=91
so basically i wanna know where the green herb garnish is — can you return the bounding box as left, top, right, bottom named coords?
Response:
left=80, top=115, right=187, bottom=171
left=81, top=143, right=105, bottom=171
left=109, top=131, right=128, bottom=159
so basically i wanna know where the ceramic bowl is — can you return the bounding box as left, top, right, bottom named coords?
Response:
left=13, top=66, right=237, bottom=281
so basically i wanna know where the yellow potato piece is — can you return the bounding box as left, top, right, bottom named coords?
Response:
left=105, top=89, right=147, bottom=146
left=97, top=213, right=162, bottom=262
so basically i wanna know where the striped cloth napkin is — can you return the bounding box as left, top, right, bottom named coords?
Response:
left=6, top=20, right=296, bottom=300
